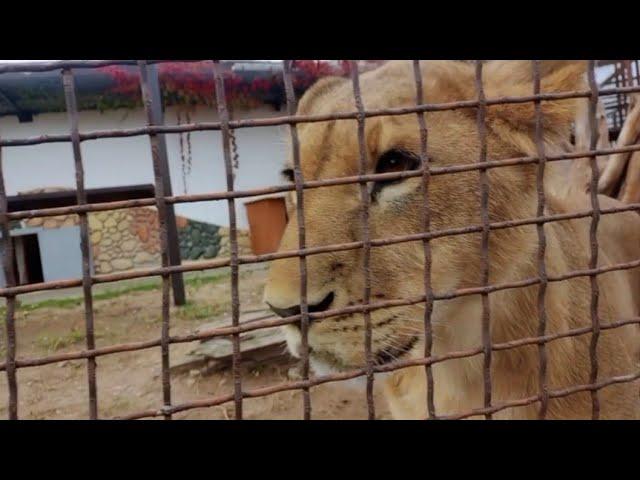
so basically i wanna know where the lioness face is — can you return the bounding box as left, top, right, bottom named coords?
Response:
left=263, top=60, right=583, bottom=375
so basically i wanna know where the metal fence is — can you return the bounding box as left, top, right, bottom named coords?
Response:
left=1, top=60, right=640, bottom=420
left=601, top=60, right=640, bottom=133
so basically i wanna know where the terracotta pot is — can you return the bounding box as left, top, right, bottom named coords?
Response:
left=243, top=194, right=288, bottom=255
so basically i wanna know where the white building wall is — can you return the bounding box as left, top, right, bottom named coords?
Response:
left=0, top=105, right=289, bottom=228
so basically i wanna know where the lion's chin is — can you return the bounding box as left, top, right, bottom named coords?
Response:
left=309, top=352, right=350, bottom=377
left=309, top=355, right=370, bottom=391
left=308, top=353, right=394, bottom=392
left=287, top=335, right=420, bottom=392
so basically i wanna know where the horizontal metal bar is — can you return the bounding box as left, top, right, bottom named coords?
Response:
left=5, top=142, right=640, bottom=223
left=442, top=370, right=640, bottom=420
left=5, top=59, right=640, bottom=421
left=2, top=267, right=639, bottom=373
left=2, top=200, right=639, bottom=298
left=3, top=85, right=640, bottom=148
left=113, top=317, right=640, bottom=419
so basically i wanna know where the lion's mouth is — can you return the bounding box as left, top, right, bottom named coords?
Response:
left=308, top=335, right=420, bottom=375
left=374, top=335, right=419, bottom=366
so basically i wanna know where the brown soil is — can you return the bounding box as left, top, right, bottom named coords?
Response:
left=0, top=265, right=391, bottom=420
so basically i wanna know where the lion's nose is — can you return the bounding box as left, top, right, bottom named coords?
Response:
left=267, top=292, right=335, bottom=326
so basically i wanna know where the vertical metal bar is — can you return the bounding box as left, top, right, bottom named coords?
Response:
left=587, top=60, right=602, bottom=420
left=350, top=60, right=375, bottom=420
left=475, top=61, right=493, bottom=419
left=532, top=61, right=549, bottom=419
left=62, top=68, right=98, bottom=419
left=614, top=64, right=623, bottom=131
left=138, top=61, right=173, bottom=420
left=212, top=60, right=243, bottom=419
left=412, top=60, right=436, bottom=419
left=282, top=60, right=311, bottom=419
left=0, top=142, right=17, bottom=419
left=622, top=60, right=631, bottom=119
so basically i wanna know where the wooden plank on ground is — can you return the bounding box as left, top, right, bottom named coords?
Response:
left=170, top=308, right=290, bottom=375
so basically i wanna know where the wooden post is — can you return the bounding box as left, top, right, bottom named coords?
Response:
left=145, top=63, right=186, bottom=306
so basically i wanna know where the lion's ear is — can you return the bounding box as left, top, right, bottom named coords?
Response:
left=482, top=60, right=587, bottom=143
left=296, top=76, right=347, bottom=116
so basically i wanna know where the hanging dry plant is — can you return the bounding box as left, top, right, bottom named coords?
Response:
left=228, top=103, right=240, bottom=177
left=177, top=109, right=193, bottom=194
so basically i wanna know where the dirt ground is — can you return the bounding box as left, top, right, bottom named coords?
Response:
left=0, top=264, right=391, bottom=420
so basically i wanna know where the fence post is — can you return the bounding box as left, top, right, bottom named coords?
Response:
left=144, top=63, right=186, bottom=306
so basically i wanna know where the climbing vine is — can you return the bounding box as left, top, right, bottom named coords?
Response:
left=95, top=60, right=385, bottom=111
left=0, top=61, right=386, bottom=117
left=100, top=61, right=383, bottom=188
left=176, top=109, right=193, bottom=194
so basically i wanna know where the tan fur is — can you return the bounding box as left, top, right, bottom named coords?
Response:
left=264, top=60, right=640, bottom=419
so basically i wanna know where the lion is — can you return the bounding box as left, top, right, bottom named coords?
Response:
left=263, top=60, right=640, bottom=419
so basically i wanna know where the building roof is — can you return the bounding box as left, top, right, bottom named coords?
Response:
left=0, top=60, right=368, bottom=120
left=0, top=61, right=290, bottom=120
left=0, top=60, right=627, bottom=121
left=7, top=184, right=155, bottom=212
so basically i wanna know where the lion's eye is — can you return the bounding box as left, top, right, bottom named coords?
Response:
left=370, top=149, right=421, bottom=200
left=376, top=151, right=419, bottom=175
left=281, top=168, right=295, bottom=182
left=374, top=149, right=421, bottom=186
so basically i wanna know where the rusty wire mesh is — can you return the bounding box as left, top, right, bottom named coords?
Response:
left=1, top=59, right=640, bottom=420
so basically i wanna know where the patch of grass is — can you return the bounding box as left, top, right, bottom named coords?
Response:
left=20, top=297, right=85, bottom=312
left=36, top=279, right=164, bottom=309
left=184, top=271, right=229, bottom=290
left=92, top=280, right=161, bottom=302
left=142, top=313, right=163, bottom=325
left=175, top=301, right=229, bottom=322
left=17, top=271, right=232, bottom=313
left=36, top=327, right=86, bottom=352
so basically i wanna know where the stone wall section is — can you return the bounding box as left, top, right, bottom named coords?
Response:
left=24, top=206, right=251, bottom=274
